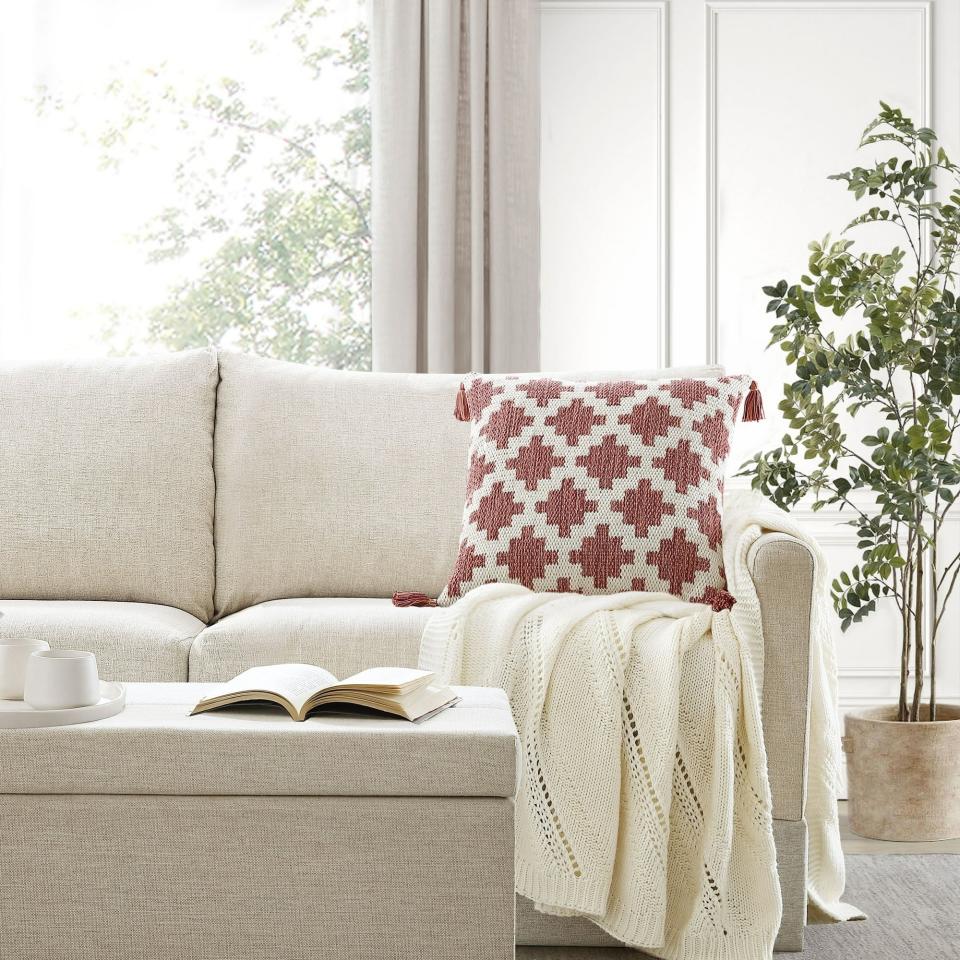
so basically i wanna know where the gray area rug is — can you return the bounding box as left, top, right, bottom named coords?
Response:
left=802, top=854, right=960, bottom=959
left=516, top=855, right=960, bottom=959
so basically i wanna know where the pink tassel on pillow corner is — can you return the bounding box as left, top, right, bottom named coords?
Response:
left=743, top=381, right=764, bottom=422
left=392, top=592, right=438, bottom=608
left=454, top=383, right=471, bottom=422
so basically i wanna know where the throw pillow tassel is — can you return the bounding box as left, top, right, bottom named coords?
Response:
left=710, top=589, right=736, bottom=612
left=392, top=591, right=438, bottom=608
left=454, top=383, right=471, bottom=421
left=743, top=380, right=765, bottom=421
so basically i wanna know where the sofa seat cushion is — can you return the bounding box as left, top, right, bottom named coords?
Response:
left=189, top=598, right=436, bottom=682
left=0, top=349, right=218, bottom=621
left=0, top=600, right=204, bottom=682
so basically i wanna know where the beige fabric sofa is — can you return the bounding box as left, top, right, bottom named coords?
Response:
left=0, top=348, right=813, bottom=952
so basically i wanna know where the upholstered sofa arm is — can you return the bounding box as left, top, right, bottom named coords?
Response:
left=748, top=532, right=814, bottom=822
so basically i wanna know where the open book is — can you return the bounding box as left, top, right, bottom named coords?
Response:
left=190, top=664, right=459, bottom=722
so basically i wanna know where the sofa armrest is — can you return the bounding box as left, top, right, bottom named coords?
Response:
left=748, top=532, right=814, bottom=822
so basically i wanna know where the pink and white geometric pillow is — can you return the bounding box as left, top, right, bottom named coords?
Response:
left=424, top=374, right=757, bottom=607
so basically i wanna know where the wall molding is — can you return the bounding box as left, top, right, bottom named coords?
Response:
left=841, top=669, right=931, bottom=679
left=732, top=492, right=959, bottom=700
left=704, top=0, right=932, bottom=364
left=839, top=694, right=960, bottom=704
left=541, top=0, right=670, bottom=366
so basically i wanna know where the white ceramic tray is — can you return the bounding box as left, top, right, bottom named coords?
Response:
left=0, top=681, right=125, bottom=729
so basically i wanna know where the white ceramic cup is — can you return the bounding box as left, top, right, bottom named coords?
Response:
left=24, top=650, right=100, bottom=710
left=0, top=638, right=51, bottom=700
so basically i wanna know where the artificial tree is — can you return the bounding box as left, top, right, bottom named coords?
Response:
left=743, top=103, right=960, bottom=723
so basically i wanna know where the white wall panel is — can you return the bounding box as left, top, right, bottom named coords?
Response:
left=709, top=3, right=930, bottom=364
left=540, top=2, right=666, bottom=370
left=710, top=2, right=930, bottom=473
left=540, top=0, right=960, bottom=749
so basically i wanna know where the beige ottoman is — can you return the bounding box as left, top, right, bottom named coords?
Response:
left=0, top=683, right=519, bottom=960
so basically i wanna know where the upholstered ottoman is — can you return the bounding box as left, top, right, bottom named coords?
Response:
left=0, top=683, right=519, bottom=960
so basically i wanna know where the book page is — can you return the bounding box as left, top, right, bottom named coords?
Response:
left=218, top=664, right=338, bottom=712
left=333, top=667, right=434, bottom=693
left=307, top=684, right=458, bottom=721
left=396, top=684, right=459, bottom=721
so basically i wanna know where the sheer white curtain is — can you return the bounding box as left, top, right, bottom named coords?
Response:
left=370, top=0, right=540, bottom=373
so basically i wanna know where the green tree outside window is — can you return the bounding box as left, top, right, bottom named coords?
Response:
left=37, top=0, right=370, bottom=369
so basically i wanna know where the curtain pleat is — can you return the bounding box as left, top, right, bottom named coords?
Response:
left=371, top=0, right=539, bottom=374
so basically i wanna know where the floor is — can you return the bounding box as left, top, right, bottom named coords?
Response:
left=838, top=800, right=960, bottom=855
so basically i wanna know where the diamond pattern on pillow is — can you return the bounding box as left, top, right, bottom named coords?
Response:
left=437, top=374, right=751, bottom=605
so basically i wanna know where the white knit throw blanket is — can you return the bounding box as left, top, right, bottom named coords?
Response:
left=419, top=492, right=861, bottom=960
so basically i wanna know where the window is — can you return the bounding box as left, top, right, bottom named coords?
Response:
left=0, top=0, right=370, bottom=368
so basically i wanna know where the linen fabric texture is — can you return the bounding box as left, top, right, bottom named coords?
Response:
left=0, top=682, right=518, bottom=798
left=438, top=374, right=751, bottom=605
left=0, top=349, right=218, bottom=621
left=0, top=794, right=515, bottom=960
left=212, top=351, right=469, bottom=617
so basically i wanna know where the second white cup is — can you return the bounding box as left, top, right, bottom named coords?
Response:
left=24, top=650, right=100, bottom=710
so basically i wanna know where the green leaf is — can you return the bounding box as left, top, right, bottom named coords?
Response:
left=745, top=104, right=960, bottom=657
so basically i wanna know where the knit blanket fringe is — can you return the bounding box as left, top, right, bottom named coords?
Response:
left=419, top=491, right=861, bottom=960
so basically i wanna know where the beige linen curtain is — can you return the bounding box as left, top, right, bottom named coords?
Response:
left=370, top=0, right=540, bottom=373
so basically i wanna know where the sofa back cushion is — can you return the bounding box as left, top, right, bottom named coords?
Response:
left=213, top=352, right=466, bottom=617
left=213, top=351, right=723, bottom=617
left=0, top=349, right=218, bottom=621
